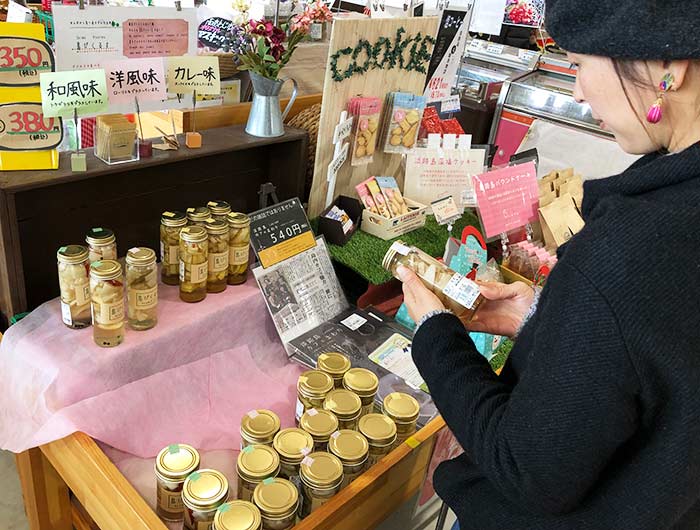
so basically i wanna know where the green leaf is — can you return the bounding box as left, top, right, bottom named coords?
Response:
left=263, top=54, right=277, bottom=62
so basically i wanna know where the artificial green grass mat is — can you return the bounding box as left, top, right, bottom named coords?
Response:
left=489, top=339, right=513, bottom=372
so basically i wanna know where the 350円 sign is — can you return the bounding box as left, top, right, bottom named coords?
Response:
left=0, top=37, right=54, bottom=87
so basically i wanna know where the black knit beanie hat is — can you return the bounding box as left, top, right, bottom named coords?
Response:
left=545, top=0, right=700, bottom=60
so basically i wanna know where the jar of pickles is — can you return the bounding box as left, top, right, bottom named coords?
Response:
left=206, top=218, right=230, bottom=294
left=208, top=200, right=232, bottom=222
left=273, top=428, right=314, bottom=489
left=86, top=227, right=117, bottom=262
left=179, top=226, right=209, bottom=303
left=296, top=370, right=334, bottom=424
left=343, top=368, right=379, bottom=418
left=252, top=478, right=299, bottom=530
left=57, top=245, right=91, bottom=329
left=89, top=260, right=125, bottom=348
left=187, top=206, right=211, bottom=227
left=213, top=501, right=262, bottom=530
left=154, top=443, right=201, bottom=522
left=237, top=445, right=281, bottom=503
left=227, top=212, right=251, bottom=285
left=382, top=392, right=420, bottom=446
left=126, top=247, right=158, bottom=330
left=327, top=430, right=369, bottom=488
left=358, top=414, right=397, bottom=466
left=161, top=211, right=187, bottom=286
left=323, top=389, right=362, bottom=431
left=241, top=410, right=281, bottom=450
left=382, top=241, right=485, bottom=322
left=299, top=409, right=339, bottom=452
left=299, top=452, right=343, bottom=518
left=316, top=352, right=351, bottom=389
left=182, top=469, right=230, bottom=530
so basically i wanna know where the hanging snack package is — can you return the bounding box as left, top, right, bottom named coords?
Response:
left=375, top=176, right=409, bottom=216
left=355, top=181, right=380, bottom=215
left=349, top=97, right=382, bottom=166
left=365, top=177, right=393, bottom=219
left=384, top=93, right=426, bottom=154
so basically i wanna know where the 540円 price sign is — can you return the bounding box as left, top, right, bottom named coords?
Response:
left=0, top=37, right=54, bottom=87
left=0, top=102, right=63, bottom=151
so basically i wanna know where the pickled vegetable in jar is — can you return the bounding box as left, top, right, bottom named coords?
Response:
left=298, top=452, right=343, bottom=518
left=382, top=392, right=420, bottom=447
left=154, top=444, right=200, bottom=522
left=206, top=218, right=230, bottom=294
left=382, top=240, right=484, bottom=322
left=90, top=260, right=125, bottom=348
left=182, top=469, right=229, bottom=530
left=358, top=414, right=397, bottom=467
left=213, top=500, right=262, bottom=530
left=272, top=428, right=314, bottom=494
left=160, top=211, right=187, bottom=286
left=57, top=245, right=92, bottom=329
left=179, top=226, right=208, bottom=303
left=241, top=410, right=281, bottom=450
left=237, top=445, right=281, bottom=503
left=208, top=200, right=232, bottom=222
left=86, top=227, right=117, bottom=263
left=327, top=430, right=369, bottom=488
left=342, top=368, right=379, bottom=418
left=316, top=352, right=351, bottom=389
left=296, top=370, right=334, bottom=425
left=187, top=206, right=211, bottom=227
left=299, top=409, right=338, bottom=452
left=252, top=478, right=298, bottom=530
left=323, top=389, right=362, bottom=431
left=126, top=247, right=158, bottom=330
left=227, top=212, right=251, bottom=285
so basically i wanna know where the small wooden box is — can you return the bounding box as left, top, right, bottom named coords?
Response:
left=360, top=198, right=428, bottom=241
left=318, top=196, right=362, bottom=246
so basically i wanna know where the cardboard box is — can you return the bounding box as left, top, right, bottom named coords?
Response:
left=318, top=196, right=362, bottom=246
left=361, top=198, right=428, bottom=240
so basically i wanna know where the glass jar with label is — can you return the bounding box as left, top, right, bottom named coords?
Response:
left=296, top=370, right=334, bottom=425
left=299, top=409, right=339, bottom=452
left=382, top=392, right=420, bottom=446
left=227, top=212, right=251, bottom=285
left=161, top=211, right=187, bottom=286
left=154, top=443, right=201, bottom=522
left=187, top=206, right=212, bottom=227
left=208, top=200, right=232, bottom=222
left=299, top=452, right=343, bottom=518
left=86, top=227, right=117, bottom=263
left=273, top=428, right=314, bottom=488
left=182, top=469, right=229, bottom=530
left=213, top=500, right=262, bottom=530
left=323, top=389, right=362, bottom=431
left=327, top=430, right=369, bottom=488
left=125, top=247, right=158, bottom=330
left=252, top=478, right=299, bottom=530
left=56, top=245, right=91, bottom=329
left=179, top=226, right=209, bottom=303
left=205, top=218, right=230, bottom=294
left=382, top=240, right=485, bottom=322
left=343, top=368, right=379, bottom=418
left=241, top=410, right=281, bottom=450
left=237, top=445, right=281, bottom=503
left=316, top=352, right=351, bottom=389
left=358, top=414, right=397, bottom=467
left=90, top=260, right=125, bottom=348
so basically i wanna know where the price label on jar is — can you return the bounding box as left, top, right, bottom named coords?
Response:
left=442, top=273, right=481, bottom=309
left=0, top=102, right=63, bottom=151
left=0, top=37, right=55, bottom=87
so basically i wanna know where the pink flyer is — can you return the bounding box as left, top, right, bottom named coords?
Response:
left=123, top=18, right=189, bottom=58
left=104, top=57, right=166, bottom=105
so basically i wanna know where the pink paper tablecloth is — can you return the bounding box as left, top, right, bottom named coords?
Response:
left=0, top=275, right=304, bottom=457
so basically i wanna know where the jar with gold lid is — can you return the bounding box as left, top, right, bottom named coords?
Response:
left=208, top=200, right=232, bottom=222
left=57, top=245, right=91, bottom=329
left=241, top=410, right=281, bottom=450
left=160, top=211, right=187, bottom=286
left=237, top=445, right=281, bottom=503
left=358, top=414, right=397, bottom=466
left=342, top=368, right=379, bottom=418
left=299, top=452, right=343, bottom=518
left=273, top=428, right=314, bottom=490
left=154, top=443, right=200, bottom=522
left=327, top=430, right=369, bottom=488
left=316, top=352, right=351, bottom=388
left=323, top=389, right=362, bottom=431
left=382, top=392, right=420, bottom=446
left=213, top=500, right=262, bottom=530
left=179, top=226, right=209, bottom=303
left=205, top=218, right=230, bottom=294
left=252, top=478, right=299, bottom=530
left=299, top=409, right=339, bottom=452
left=187, top=206, right=212, bottom=227
left=90, top=260, right=125, bottom=348
left=182, top=469, right=230, bottom=530
left=126, top=247, right=158, bottom=330
left=86, top=227, right=117, bottom=263
left=227, top=212, right=251, bottom=285
left=296, top=370, right=334, bottom=424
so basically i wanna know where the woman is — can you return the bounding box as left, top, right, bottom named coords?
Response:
left=399, top=1, right=700, bottom=528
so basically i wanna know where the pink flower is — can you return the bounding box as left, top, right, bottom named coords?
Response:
left=249, top=19, right=274, bottom=37
left=270, top=26, right=287, bottom=45
left=271, top=44, right=285, bottom=60
left=290, top=12, right=313, bottom=33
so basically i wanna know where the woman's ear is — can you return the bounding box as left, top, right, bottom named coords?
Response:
left=667, top=60, right=690, bottom=91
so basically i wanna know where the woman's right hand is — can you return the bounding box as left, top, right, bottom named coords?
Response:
left=465, top=281, right=535, bottom=338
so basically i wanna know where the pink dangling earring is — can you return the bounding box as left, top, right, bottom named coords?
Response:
left=646, top=73, right=674, bottom=124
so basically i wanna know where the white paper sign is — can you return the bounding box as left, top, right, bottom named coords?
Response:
left=440, top=95, right=461, bottom=113
left=327, top=142, right=349, bottom=183
left=332, top=116, right=353, bottom=144
left=341, top=313, right=368, bottom=331
left=469, top=0, right=508, bottom=35
left=7, top=1, right=33, bottom=23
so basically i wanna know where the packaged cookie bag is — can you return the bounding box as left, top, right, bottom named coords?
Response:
left=349, top=97, right=382, bottom=166
left=384, top=93, right=426, bottom=154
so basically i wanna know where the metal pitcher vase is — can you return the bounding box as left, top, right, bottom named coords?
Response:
left=245, top=72, right=298, bottom=138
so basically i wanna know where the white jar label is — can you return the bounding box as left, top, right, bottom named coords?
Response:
left=75, top=282, right=90, bottom=306
left=191, top=262, right=208, bottom=284
left=208, top=251, right=228, bottom=272
left=135, top=286, right=158, bottom=309
left=160, top=240, right=165, bottom=262
left=179, top=260, right=185, bottom=281
left=61, top=301, right=72, bottom=325
left=100, top=301, right=124, bottom=324
left=169, top=246, right=178, bottom=265
left=229, top=245, right=249, bottom=266
left=442, top=273, right=481, bottom=309
left=295, top=398, right=304, bottom=422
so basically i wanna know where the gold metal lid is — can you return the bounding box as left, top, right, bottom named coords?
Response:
left=342, top=368, right=379, bottom=397
left=237, top=445, right=280, bottom=481
left=273, top=428, right=314, bottom=462
left=317, top=352, right=351, bottom=378
left=126, top=247, right=156, bottom=266
left=299, top=409, right=338, bottom=440
left=382, top=392, right=420, bottom=422
left=207, top=200, right=232, bottom=216
left=182, top=469, right=229, bottom=512
left=161, top=211, right=187, bottom=227
left=205, top=218, right=230, bottom=235
left=155, top=444, right=200, bottom=482
left=213, top=501, right=261, bottom=530
left=297, top=370, right=334, bottom=399
left=381, top=240, right=410, bottom=272
left=241, top=410, right=280, bottom=442
left=323, top=389, right=361, bottom=419
left=85, top=227, right=116, bottom=246
left=57, top=245, right=89, bottom=265
left=187, top=206, right=211, bottom=222
left=328, top=430, right=369, bottom=464
left=358, top=414, right=397, bottom=445
left=89, top=259, right=122, bottom=281
left=299, top=452, right=343, bottom=489
left=227, top=212, right=251, bottom=228
left=180, top=225, right=208, bottom=243
left=252, top=478, right=298, bottom=516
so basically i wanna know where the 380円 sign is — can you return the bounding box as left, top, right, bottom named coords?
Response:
left=0, top=102, right=63, bottom=151
left=0, top=37, right=55, bottom=87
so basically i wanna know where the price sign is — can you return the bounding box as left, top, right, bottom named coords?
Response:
left=486, top=43, right=504, bottom=55
left=0, top=37, right=55, bottom=87
left=440, top=94, right=461, bottom=113
left=0, top=102, right=63, bottom=151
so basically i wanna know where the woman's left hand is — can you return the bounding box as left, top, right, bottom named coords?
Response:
left=397, top=266, right=446, bottom=323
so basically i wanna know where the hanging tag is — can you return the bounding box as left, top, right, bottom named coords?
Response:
left=442, top=134, right=457, bottom=150
left=457, top=134, right=472, bottom=151
left=431, top=195, right=461, bottom=226
left=440, top=94, right=461, bottom=114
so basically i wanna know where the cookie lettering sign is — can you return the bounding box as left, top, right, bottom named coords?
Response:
left=0, top=102, right=63, bottom=151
